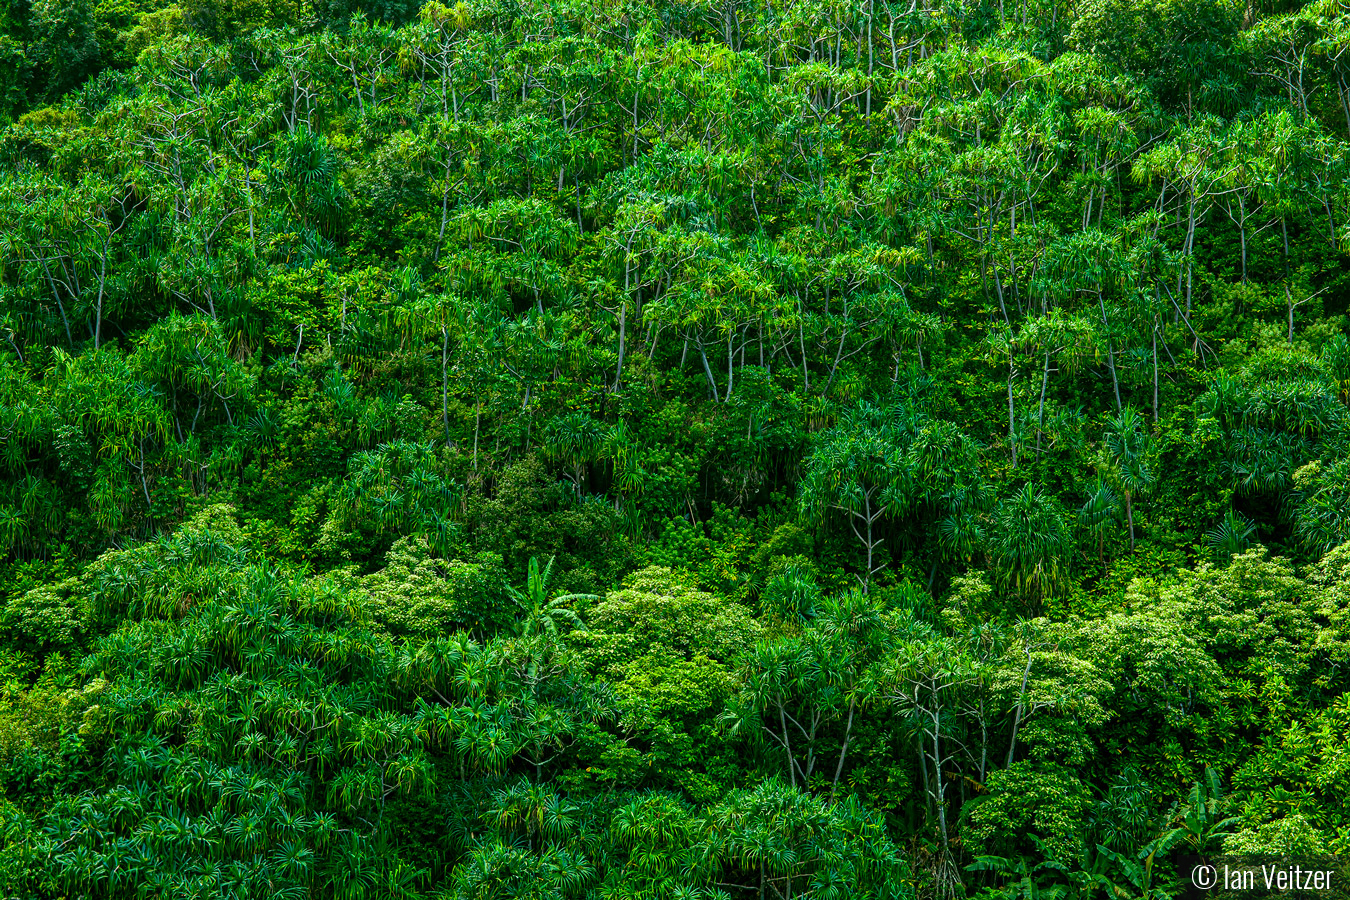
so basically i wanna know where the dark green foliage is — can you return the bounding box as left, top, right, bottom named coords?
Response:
left=1, top=0, right=1350, bottom=895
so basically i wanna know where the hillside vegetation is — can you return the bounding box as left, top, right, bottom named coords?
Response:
left=1, top=0, right=1350, bottom=896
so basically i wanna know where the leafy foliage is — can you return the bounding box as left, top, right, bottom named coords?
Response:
left=2, top=0, right=1350, bottom=894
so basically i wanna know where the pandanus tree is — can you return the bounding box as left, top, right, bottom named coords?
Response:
left=543, top=413, right=607, bottom=498
left=1197, top=350, right=1348, bottom=505
left=450, top=199, right=578, bottom=317
left=1325, top=334, right=1350, bottom=404
left=51, top=348, right=174, bottom=532
left=989, top=485, right=1072, bottom=605
left=725, top=590, right=892, bottom=798
left=0, top=172, right=79, bottom=347
left=799, top=402, right=912, bottom=590
left=387, top=269, right=464, bottom=447
left=43, top=511, right=443, bottom=899
left=885, top=615, right=978, bottom=886
left=597, top=197, right=664, bottom=391
left=271, top=125, right=347, bottom=239
left=1133, top=119, right=1233, bottom=321
left=0, top=358, right=55, bottom=557
left=451, top=780, right=597, bottom=898
left=704, top=778, right=911, bottom=900
left=0, top=472, right=60, bottom=559
left=644, top=231, right=780, bottom=404
left=1292, top=458, right=1350, bottom=558
left=129, top=312, right=255, bottom=443
left=606, top=793, right=713, bottom=896
left=1036, top=229, right=1128, bottom=413
left=1099, top=406, right=1155, bottom=551
left=339, top=440, right=461, bottom=556
left=801, top=402, right=983, bottom=589
left=0, top=172, right=134, bottom=349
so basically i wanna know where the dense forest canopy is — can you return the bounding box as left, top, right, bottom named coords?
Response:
left=1, top=0, right=1350, bottom=895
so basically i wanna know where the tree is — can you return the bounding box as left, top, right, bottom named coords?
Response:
left=886, top=616, right=976, bottom=892
left=1292, top=459, right=1350, bottom=558
left=1100, top=407, right=1154, bottom=552
left=508, top=556, right=593, bottom=639
left=725, top=590, right=892, bottom=798
left=388, top=273, right=462, bottom=448
left=703, top=778, right=911, bottom=900
left=989, top=485, right=1072, bottom=605
left=800, top=403, right=912, bottom=589
left=800, top=402, right=978, bottom=590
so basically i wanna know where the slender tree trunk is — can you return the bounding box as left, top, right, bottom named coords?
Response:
left=138, top=440, right=152, bottom=509
left=978, top=707, right=988, bottom=783
left=1286, top=286, right=1307, bottom=345
left=1098, top=293, right=1123, bottom=412
left=1337, top=73, right=1350, bottom=138
left=632, top=87, right=640, bottom=161
left=435, top=157, right=453, bottom=263
left=1237, top=196, right=1248, bottom=282
left=830, top=697, right=856, bottom=803
left=933, top=714, right=948, bottom=850
left=1006, top=652, right=1032, bottom=767
left=244, top=165, right=257, bottom=254
left=1124, top=489, right=1135, bottom=551
left=472, top=402, right=480, bottom=470
left=862, top=490, right=876, bottom=592
left=726, top=327, right=735, bottom=400
left=94, top=240, right=109, bottom=349
left=441, top=328, right=451, bottom=446
left=1036, top=350, right=1050, bottom=453
left=698, top=340, right=720, bottom=401
left=1185, top=196, right=1197, bottom=316
left=866, top=0, right=874, bottom=115
left=613, top=299, right=627, bottom=391
left=1152, top=323, right=1159, bottom=423
left=798, top=301, right=809, bottom=391
left=39, top=258, right=74, bottom=346
left=917, top=737, right=930, bottom=817
left=1007, top=349, right=1017, bottom=469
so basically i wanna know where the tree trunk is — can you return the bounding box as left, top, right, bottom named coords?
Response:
left=1237, top=195, right=1248, bottom=282
left=725, top=327, right=735, bottom=400
left=1124, top=488, right=1135, bottom=551
left=933, top=712, right=949, bottom=850
left=699, top=340, right=720, bottom=402
left=1036, top=350, right=1050, bottom=453
left=441, top=327, right=451, bottom=447
left=613, top=299, right=627, bottom=391
left=1098, top=293, right=1122, bottom=413
left=39, top=258, right=74, bottom=346
left=1152, top=324, right=1159, bottom=423
left=830, top=697, right=856, bottom=803
left=94, top=239, right=109, bottom=349
left=798, top=301, right=810, bottom=391
left=1007, top=349, right=1017, bottom=469
left=861, top=489, right=877, bottom=591
left=1006, top=650, right=1032, bottom=767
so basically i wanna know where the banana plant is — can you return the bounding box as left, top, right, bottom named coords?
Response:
left=507, top=556, right=594, bottom=640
